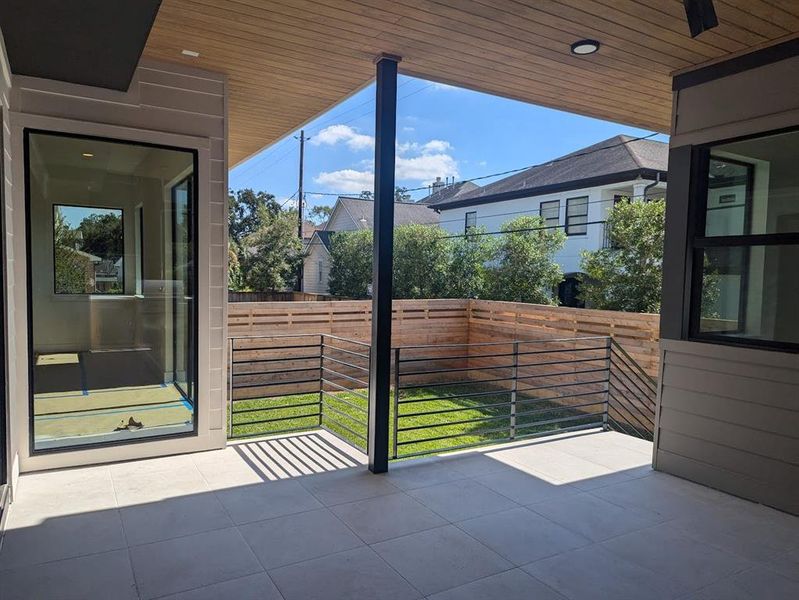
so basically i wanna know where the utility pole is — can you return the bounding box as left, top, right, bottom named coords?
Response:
left=295, top=129, right=306, bottom=292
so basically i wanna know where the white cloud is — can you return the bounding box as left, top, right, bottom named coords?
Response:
left=420, top=140, right=453, bottom=154
left=314, top=169, right=374, bottom=193
left=397, top=153, right=458, bottom=183
left=477, top=160, right=487, bottom=167
left=402, top=126, right=415, bottom=132
left=313, top=136, right=459, bottom=192
left=430, top=82, right=461, bottom=92
left=311, top=124, right=374, bottom=151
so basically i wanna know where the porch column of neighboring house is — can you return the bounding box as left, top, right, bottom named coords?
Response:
left=367, top=54, right=400, bottom=473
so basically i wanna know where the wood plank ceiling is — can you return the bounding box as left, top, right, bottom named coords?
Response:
left=143, top=0, right=799, bottom=166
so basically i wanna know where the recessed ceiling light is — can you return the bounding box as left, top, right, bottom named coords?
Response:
left=82, top=152, right=94, bottom=158
left=181, top=49, right=200, bottom=58
left=570, top=39, right=600, bottom=55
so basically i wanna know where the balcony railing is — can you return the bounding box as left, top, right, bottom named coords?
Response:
left=228, top=334, right=370, bottom=453
left=228, top=334, right=656, bottom=458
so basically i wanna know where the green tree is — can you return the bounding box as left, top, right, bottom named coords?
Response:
left=308, top=204, right=333, bottom=225
left=358, top=190, right=373, bottom=200
left=579, top=198, right=665, bottom=312
left=53, top=207, right=90, bottom=294
left=394, top=187, right=411, bottom=203
left=241, top=206, right=302, bottom=291
left=446, top=227, right=497, bottom=298
left=78, top=212, right=123, bottom=260
left=229, top=189, right=281, bottom=247
left=487, top=215, right=566, bottom=304
left=228, top=188, right=302, bottom=291
left=328, top=229, right=373, bottom=298
left=393, top=224, right=451, bottom=298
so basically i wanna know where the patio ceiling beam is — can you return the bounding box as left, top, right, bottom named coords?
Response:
left=367, top=53, right=400, bottom=474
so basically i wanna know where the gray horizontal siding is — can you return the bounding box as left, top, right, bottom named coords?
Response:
left=655, top=339, right=799, bottom=515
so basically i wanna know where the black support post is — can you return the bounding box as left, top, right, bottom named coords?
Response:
left=368, top=53, right=400, bottom=473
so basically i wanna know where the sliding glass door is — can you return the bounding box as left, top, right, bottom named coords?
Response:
left=25, top=130, right=198, bottom=452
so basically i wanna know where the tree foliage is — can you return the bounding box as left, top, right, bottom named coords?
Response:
left=78, top=213, right=123, bottom=261
left=393, top=224, right=451, bottom=299
left=486, top=216, right=566, bottom=304
left=446, top=227, right=497, bottom=299
left=327, top=229, right=373, bottom=298
left=53, top=207, right=91, bottom=294
left=579, top=198, right=665, bottom=313
left=228, top=188, right=302, bottom=291
left=308, top=204, right=333, bottom=225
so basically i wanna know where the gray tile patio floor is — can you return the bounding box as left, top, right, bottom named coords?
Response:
left=0, top=430, right=797, bottom=599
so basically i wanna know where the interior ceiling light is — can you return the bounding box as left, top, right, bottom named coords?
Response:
left=570, top=40, right=600, bottom=55
left=684, top=0, right=719, bottom=38
left=181, top=49, right=200, bottom=58
left=82, top=152, right=94, bottom=158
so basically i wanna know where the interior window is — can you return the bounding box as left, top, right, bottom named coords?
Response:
left=53, top=205, right=124, bottom=295
left=26, top=130, right=197, bottom=451
left=566, top=197, right=588, bottom=235
left=692, top=129, right=799, bottom=348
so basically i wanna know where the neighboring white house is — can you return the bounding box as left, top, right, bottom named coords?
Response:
left=428, top=135, right=668, bottom=306
left=303, top=196, right=439, bottom=294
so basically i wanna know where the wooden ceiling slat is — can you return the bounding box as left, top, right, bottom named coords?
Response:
left=596, top=0, right=745, bottom=53
left=144, top=0, right=799, bottom=165
left=715, top=0, right=795, bottom=37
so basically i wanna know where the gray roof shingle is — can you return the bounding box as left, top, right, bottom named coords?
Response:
left=436, top=135, right=668, bottom=209
left=335, top=196, right=440, bottom=228
left=418, top=181, right=480, bottom=206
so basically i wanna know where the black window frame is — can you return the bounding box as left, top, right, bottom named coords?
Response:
left=464, top=210, right=477, bottom=233
left=687, top=126, right=799, bottom=353
left=565, top=196, right=589, bottom=236
left=52, top=203, right=126, bottom=296
left=24, top=128, right=200, bottom=454
left=540, top=200, right=560, bottom=228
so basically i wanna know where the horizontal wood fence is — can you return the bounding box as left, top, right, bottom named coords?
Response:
left=228, top=299, right=660, bottom=378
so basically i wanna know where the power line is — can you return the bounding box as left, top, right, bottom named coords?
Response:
left=303, top=132, right=661, bottom=199
left=232, top=79, right=426, bottom=187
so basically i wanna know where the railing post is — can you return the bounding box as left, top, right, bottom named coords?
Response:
left=228, top=338, right=234, bottom=438
left=318, top=334, right=324, bottom=427
left=510, top=341, right=519, bottom=440
left=392, top=347, right=400, bottom=460
left=603, top=337, right=612, bottom=431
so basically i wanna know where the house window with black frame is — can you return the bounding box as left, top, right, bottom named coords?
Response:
left=540, top=200, right=560, bottom=229
left=689, top=128, right=799, bottom=349
left=566, top=196, right=588, bottom=235
left=53, top=205, right=124, bottom=295
left=464, top=211, right=477, bottom=233
left=25, top=130, right=198, bottom=452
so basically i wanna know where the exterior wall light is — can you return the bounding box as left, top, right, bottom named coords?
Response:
left=570, top=40, right=600, bottom=55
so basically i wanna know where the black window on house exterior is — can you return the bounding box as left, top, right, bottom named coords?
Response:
left=566, top=196, right=589, bottom=235
left=464, top=211, right=477, bottom=233
left=689, top=128, right=799, bottom=350
left=540, top=200, right=559, bottom=228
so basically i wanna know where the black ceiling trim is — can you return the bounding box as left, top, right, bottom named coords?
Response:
left=434, top=169, right=668, bottom=210
left=673, top=37, right=799, bottom=91
left=0, top=0, right=162, bottom=91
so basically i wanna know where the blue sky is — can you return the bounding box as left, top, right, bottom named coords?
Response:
left=229, top=75, right=668, bottom=213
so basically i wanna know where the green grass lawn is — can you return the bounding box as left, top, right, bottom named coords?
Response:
left=230, top=383, right=604, bottom=458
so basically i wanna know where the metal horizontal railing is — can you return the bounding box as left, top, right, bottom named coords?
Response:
left=391, top=337, right=613, bottom=459
left=228, top=333, right=657, bottom=460
left=391, top=336, right=657, bottom=459
left=228, top=333, right=370, bottom=452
